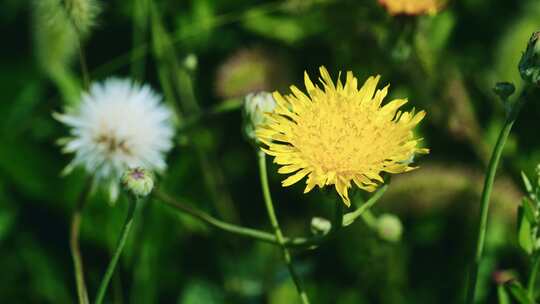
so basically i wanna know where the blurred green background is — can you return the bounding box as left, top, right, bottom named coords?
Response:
left=2, top=0, right=540, bottom=303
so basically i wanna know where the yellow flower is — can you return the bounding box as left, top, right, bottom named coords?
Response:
left=378, top=0, right=444, bottom=16
left=256, top=67, right=428, bottom=206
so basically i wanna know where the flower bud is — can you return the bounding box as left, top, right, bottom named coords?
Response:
left=183, top=54, right=198, bottom=72
left=121, top=167, right=154, bottom=198
left=519, top=31, right=540, bottom=86
left=493, top=82, right=515, bottom=101
left=243, top=92, right=277, bottom=141
left=310, top=217, right=332, bottom=236
left=376, top=214, right=403, bottom=242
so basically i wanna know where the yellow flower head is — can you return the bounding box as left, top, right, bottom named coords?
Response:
left=378, top=0, right=444, bottom=16
left=256, top=67, right=428, bottom=206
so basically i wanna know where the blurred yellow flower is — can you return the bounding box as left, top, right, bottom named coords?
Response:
left=256, top=66, right=428, bottom=206
left=378, top=0, right=444, bottom=16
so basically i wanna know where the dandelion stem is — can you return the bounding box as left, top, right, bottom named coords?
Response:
left=527, top=253, right=540, bottom=300
left=155, top=189, right=321, bottom=247
left=258, top=151, right=311, bottom=304
left=155, top=186, right=387, bottom=248
left=465, top=88, right=531, bottom=304
left=70, top=178, right=92, bottom=304
left=94, top=197, right=137, bottom=304
left=342, top=185, right=388, bottom=227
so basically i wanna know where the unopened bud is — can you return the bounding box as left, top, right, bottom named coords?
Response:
left=493, top=82, right=515, bottom=101
left=183, top=54, right=198, bottom=71
left=519, top=31, right=540, bottom=86
left=121, top=167, right=154, bottom=198
left=376, top=214, right=403, bottom=242
left=243, top=92, right=276, bottom=142
left=310, top=217, right=332, bottom=236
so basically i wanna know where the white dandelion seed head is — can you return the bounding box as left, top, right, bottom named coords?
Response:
left=55, top=78, right=175, bottom=201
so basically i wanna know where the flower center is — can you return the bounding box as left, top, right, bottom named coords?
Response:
left=95, top=134, right=132, bottom=156
left=290, top=96, right=406, bottom=174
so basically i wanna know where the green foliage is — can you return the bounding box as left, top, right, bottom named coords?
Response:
left=4, top=0, right=540, bottom=303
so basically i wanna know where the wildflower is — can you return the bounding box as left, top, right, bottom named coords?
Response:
left=378, top=0, right=444, bottom=16
left=376, top=213, right=403, bottom=242
left=121, top=167, right=154, bottom=198
left=244, top=92, right=277, bottom=142
left=55, top=78, right=175, bottom=202
left=256, top=66, right=428, bottom=206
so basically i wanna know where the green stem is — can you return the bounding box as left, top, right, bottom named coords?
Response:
left=528, top=253, right=540, bottom=300
left=465, top=89, right=530, bottom=304
left=342, top=186, right=388, bottom=227
left=258, top=151, right=310, bottom=304
left=131, top=0, right=149, bottom=81
left=360, top=210, right=378, bottom=229
left=94, top=198, right=137, bottom=304
left=156, top=189, right=323, bottom=247
left=70, top=178, right=92, bottom=304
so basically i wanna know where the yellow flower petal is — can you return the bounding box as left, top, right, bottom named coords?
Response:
left=256, top=66, right=428, bottom=206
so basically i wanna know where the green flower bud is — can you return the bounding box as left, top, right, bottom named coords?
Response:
left=493, top=82, right=515, bottom=101
left=183, top=54, right=198, bottom=72
left=310, top=217, right=332, bottom=236
left=243, top=92, right=276, bottom=142
left=376, top=213, right=403, bottom=242
left=121, top=167, right=154, bottom=198
left=519, top=31, right=540, bottom=86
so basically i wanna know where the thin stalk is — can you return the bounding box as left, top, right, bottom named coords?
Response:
left=71, top=24, right=91, bottom=90
left=465, top=89, right=530, bottom=304
left=77, top=36, right=91, bottom=90
left=342, top=186, right=388, bottom=227
left=70, top=178, right=92, bottom=304
left=94, top=198, right=137, bottom=304
left=257, top=151, right=310, bottom=304
left=156, top=189, right=321, bottom=247
left=527, top=253, right=540, bottom=301
left=131, top=0, right=149, bottom=81
left=360, top=210, right=378, bottom=229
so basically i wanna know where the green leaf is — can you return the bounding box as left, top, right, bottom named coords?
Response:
left=497, top=284, right=510, bottom=304
left=518, top=206, right=534, bottom=254
left=522, top=197, right=538, bottom=225
left=505, top=280, right=533, bottom=304
left=522, top=171, right=534, bottom=194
